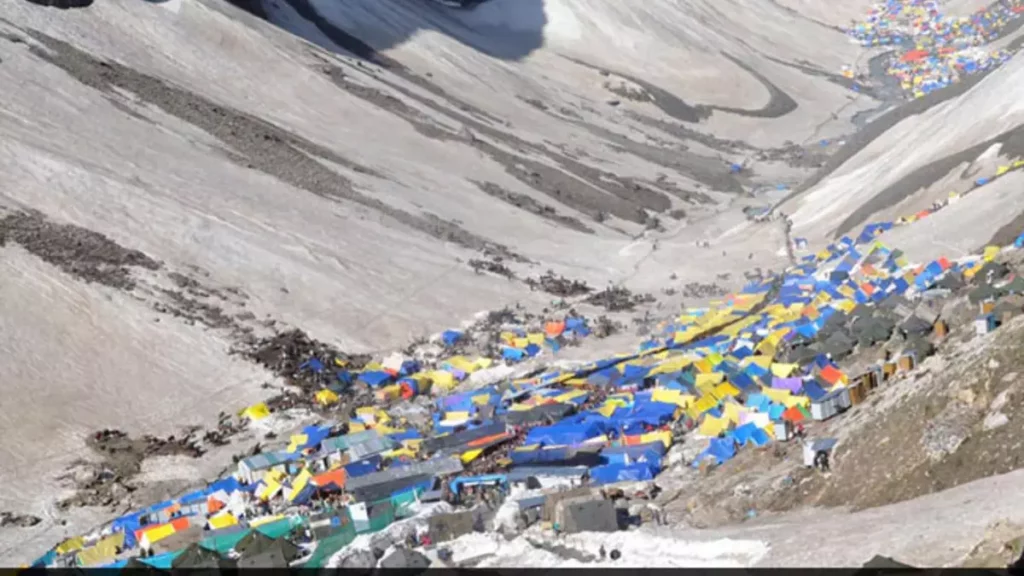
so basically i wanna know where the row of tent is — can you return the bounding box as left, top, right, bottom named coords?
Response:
left=794, top=159, right=1024, bottom=263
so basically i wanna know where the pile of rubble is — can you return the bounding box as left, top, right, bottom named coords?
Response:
left=525, top=270, right=593, bottom=297
left=585, top=286, right=656, bottom=312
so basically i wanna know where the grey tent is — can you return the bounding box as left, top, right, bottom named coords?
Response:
left=783, top=344, right=818, bottom=365
left=427, top=510, right=476, bottom=543
left=502, top=403, right=575, bottom=426
left=861, top=554, right=915, bottom=569
left=992, top=299, right=1022, bottom=319
left=969, top=284, right=1004, bottom=305
left=1003, top=276, right=1024, bottom=296
left=935, top=271, right=965, bottom=291
left=554, top=498, right=619, bottom=534
left=852, top=316, right=894, bottom=347
left=903, top=338, right=935, bottom=361
left=421, top=422, right=506, bottom=455
left=379, top=547, right=431, bottom=570
left=816, top=331, right=856, bottom=361
left=233, top=530, right=276, bottom=556
left=170, top=543, right=236, bottom=574
left=350, top=474, right=433, bottom=503
left=237, top=536, right=300, bottom=568
left=898, top=315, right=932, bottom=339
left=976, top=261, right=1010, bottom=284
left=123, top=557, right=164, bottom=572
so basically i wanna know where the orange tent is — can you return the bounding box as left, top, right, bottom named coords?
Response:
left=544, top=321, right=565, bottom=338
left=134, top=517, right=189, bottom=544
left=312, top=469, right=347, bottom=490
left=207, top=495, right=225, bottom=514
left=860, top=282, right=876, bottom=296
left=468, top=432, right=512, bottom=448
left=782, top=406, right=805, bottom=423
left=820, top=364, right=845, bottom=386
left=937, top=257, right=951, bottom=270
left=622, top=434, right=645, bottom=445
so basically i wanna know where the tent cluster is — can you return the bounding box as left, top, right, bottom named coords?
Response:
left=244, top=315, right=596, bottom=413
left=844, top=0, right=1022, bottom=98
left=33, top=202, right=1024, bottom=570
left=788, top=157, right=1024, bottom=255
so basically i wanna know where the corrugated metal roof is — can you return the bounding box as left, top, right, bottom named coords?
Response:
left=507, top=466, right=588, bottom=481
left=240, top=451, right=299, bottom=470
left=349, top=436, right=399, bottom=461
left=344, top=456, right=463, bottom=492
left=320, top=430, right=395, bottom=455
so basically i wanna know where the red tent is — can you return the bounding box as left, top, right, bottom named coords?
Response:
left=900, top=49, right=930, bottom=63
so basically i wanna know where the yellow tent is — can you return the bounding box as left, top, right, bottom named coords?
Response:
left=384, top=446, right=418, bottom=460
left=315, top=389, right=339, bottom=406
left=77, top=532, right=125, bottom=567
left=287, top=433, right=309, bottom=453
left=250, top=514, right=285, bottom=528
left=257, top=479, right=283, bottom=502
left=57, top=536, right=86, bottom=556
left=652, top=387, right=687, bottom=407
left=140, top=523, right=178, bottom=547
left=460, top=449, right=484, bottom=464
left=712, top=382, right=740, bottom=399
left=428, top=370, right=457, bottom=391
left=984, top=245, right=1000, bottom=262
left=771, top=363, right=798, bottom=378
left=209, top=512, right=239, bottom=530
left=689, top=394, right=719, bottom=416
left=375, top=384, right=402, bottom=402
left=695, top=372, right=725, bottom=387
left=721, top=402, right=745, bottom=425
left=554, top=389, right=587, bottom=404
left=286, top=469, right=313, bottom=502
left=699, top=415, right=730, bottom=437
left=638, top=429, right=672, bottom=449
left=238, top=403, right=271, bottom=421
left=761, top=387, right=792, bottom=404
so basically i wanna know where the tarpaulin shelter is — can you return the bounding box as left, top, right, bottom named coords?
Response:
left=693, top=437, right=737, bottom=466
left=589, top=462, right=658, bottom=485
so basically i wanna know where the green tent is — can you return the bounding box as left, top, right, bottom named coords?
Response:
left=303, top=529, right=357, bottom=568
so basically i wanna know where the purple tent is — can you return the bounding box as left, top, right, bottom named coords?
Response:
left=771, top=377, right=802, bottom=393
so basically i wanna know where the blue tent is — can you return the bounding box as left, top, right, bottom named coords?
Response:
left=692, top=437, right=736, bottom=467
left=589, top=462, right=658, bottom=485
left=441, top=330, right=462, bottom=346
left=358, top=371, right=393, bottom=388
left=526, top=422, right=602, bottom=446
left=730, top=423, right=771, bottom=447
left=344, top=455, right=381, bottom=478
left=803, top=380, right=827, bottom=401
left=300, top=358, right=326, bottom=373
